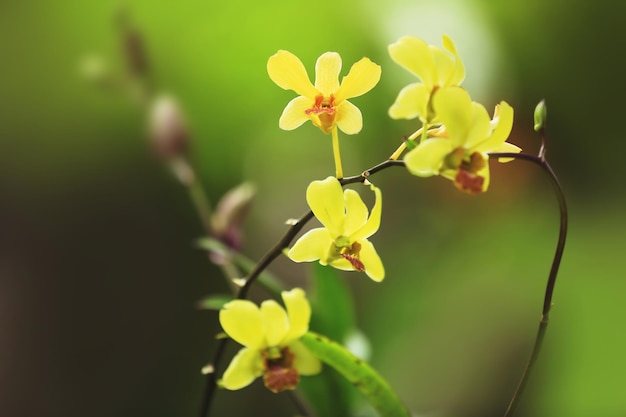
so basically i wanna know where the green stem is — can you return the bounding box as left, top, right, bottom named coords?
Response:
left=187, top=173, right=213, bottom=235
left=331, top=126, right=344, bottom=179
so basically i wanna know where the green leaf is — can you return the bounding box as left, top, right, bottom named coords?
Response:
left=297, top=264, right=357, bottom=417
left=196, top=294, right=232, bottom=310
left=196, top=237, right=284, bottom=296
left=308, top=263, right=355, bottom=342
left=300, top=332, right=410, bottom=417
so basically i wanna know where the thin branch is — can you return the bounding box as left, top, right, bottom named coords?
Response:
left=199, top=158, right=406, bottom=417
left=489, top=152, right=568, bottom=417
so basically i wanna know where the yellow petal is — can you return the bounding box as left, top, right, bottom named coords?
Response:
left=475, top=101, right=515, bottom=153
left=334, top=57, right=381, bottom=102
left=359, top=239, right=385, bottom=282
left=388, top=83, right=430, bottom=121
left=441, top=35, right=465, bottom=85
left=335, top=100, right=363, bottom=135
left=279, top=96, right=313, bottom=130
left=282, top=288, right=311, bottom=344
left=388, top=36, right=436, bottom=87
left=287, top=228, right=333, bottom=263
left=328, top=256, right=357, bottom=271
left=314, top=52, right=341, bottom=96
left=267, top=50, right=319, bottom=99
left=431, top=86, right=473, bottom=145
left=290, top=340, right=322, bottom=375
left=464, top=101, right=492, bottom=149
left=431, top=45, right=456, bottom=86
left=476, top=161, right=491, bottom=192
left=260, top=300, right=289, bottom=347
left=493, top=141, right=522, bottom=162
left=220, top=300, right=266, bottom=349
left=350, top=182, right=381, bottom=242
left=306, top=177, right=345, bottom=236
left=404, top=138, right=455, bottom=177
left=220, top=347, right=264, bottom=390
left=342, top=189, right=368, bottom=237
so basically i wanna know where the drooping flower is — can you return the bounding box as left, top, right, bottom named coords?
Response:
left=219, top=288, right=321, bottom=392
left=287, top=177, right=384, bottom=282
left=404, top=86, right=521, bottom=194
left=267, top=50, right=381, bottom=135
left=388, top=35, right=465, bottom=123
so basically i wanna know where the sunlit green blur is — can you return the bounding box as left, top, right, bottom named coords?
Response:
left=2, top=0, right=625, bottom=416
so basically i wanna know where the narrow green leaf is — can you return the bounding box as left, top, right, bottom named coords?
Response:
left=196, top=294, right=233, bottom=310
left=299, top=264, right=356, bottom=417
left=300, top=332, right=410, bottom=417
left=196, top=237, right=284, bottom=296
left=309, top=263, right=356, bottom=342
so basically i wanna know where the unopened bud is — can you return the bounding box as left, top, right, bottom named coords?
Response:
left=148, top=95, right=190, bottom=160
left=211, top=182, right=256, bottom=251
left=116, top=9, right=150, bottom=78
left=534, top=99, right=547, bottom=132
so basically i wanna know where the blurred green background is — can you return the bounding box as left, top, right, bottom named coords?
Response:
left=2, top=0, right=625, bottom=416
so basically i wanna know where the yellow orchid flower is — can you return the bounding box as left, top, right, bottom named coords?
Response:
left=267, top=50, right=381, bottom=135
left=388, top=35, right=465, bottom=123
left=404, top=87, right=521, bottom=194
left=287, top=177, right=384, bottom=282
left=219, top=288, right=321, bottom=392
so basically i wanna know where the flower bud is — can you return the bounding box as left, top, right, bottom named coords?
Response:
left=211, top=182, right=256, bottom=252
left=534, top=99, right=547, bottom=132
left=148, top=95, right=190, bottom=160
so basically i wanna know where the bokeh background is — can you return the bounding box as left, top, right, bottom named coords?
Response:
left=2, top=0, right=625, bottom=416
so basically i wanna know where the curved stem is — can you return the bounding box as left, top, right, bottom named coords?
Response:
left=489, top=152, right=568, bottom=417
left=199, top=158, right=406, bottom=417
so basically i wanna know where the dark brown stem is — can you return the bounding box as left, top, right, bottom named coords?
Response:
left=489, top=152, right=568, bottom=416
left=199, top=159, right=406, bottom=417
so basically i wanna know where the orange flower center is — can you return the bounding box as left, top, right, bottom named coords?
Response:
left=449, top=150, right=487, bottom=194
left=262, top=347, right=299, bottom=393
left=305, top=94, right=337, bottom=134
left=337, top=241, right=365, bottom=271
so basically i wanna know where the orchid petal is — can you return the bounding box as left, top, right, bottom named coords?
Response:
left=343, top=189, right=368, bottom=237
left=388, top=83, right=430, bottom=121
left=282, top=288, right=310, bottom=343
left=431, top=45, right=456, bottom=86
left=350, top=183, right=381, bottom=242
left=315, top=52, right=341, bottom=97
left=335, top=100, right=363, bottom=135
left=492, top=142, right=522, bottom=162
left=388, top=36, right=436, bottom=87
left=220, top=300, right=266, bottom=349
left=328, top=256, right=357, bottom=271
left=359, top=239, right=385, bottom=282
left=404, top=138, right=455, bottom=177
left=475, top=101, right=515, bottom=153
left=267, top=50, right=318, bottom=99
left=288, top=228, right=333, bottom=264
left=465, top=102, right=492, bottom=149
left=431, top=86, right=473, bottom=145
left=290, top=340, right=322, bottom=375
left=334, top=57, right=381, bottom=102
left=306, top=177, right=345, bottom=236
left=220, top=347, right=264, bottom=390
left=279, top=96, right=313, bottom=130
left=441, top=35, right=465, bottom=85
left=260, top=300, right=289, bottom=347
